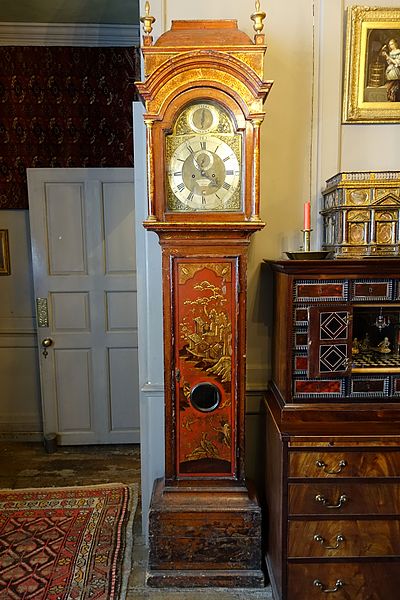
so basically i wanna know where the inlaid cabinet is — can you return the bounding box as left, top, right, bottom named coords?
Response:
left=264, top=259, right=400, bottom=600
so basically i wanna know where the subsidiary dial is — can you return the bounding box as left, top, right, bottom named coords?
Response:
left=168, top=136, right=240, bottom=210
left=187, top=103, right=219, bottom=133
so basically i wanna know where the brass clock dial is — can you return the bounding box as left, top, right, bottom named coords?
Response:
left=166, top=101, right=242, bottom=212
left=168, top=136, right=240, bottom=210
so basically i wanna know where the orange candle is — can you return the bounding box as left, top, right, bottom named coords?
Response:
left=303, top=201, right=311, bottom=230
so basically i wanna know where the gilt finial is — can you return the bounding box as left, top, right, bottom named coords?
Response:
left=251, top=0, right=266, bottom=38
left=140, top=1, right=155, bottom=38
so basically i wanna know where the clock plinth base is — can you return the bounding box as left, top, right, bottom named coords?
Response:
left=147, top=477, right=265, bottom=588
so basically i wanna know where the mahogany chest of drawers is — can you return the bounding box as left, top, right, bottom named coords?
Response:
left=264, top=259, right=400, bottom=600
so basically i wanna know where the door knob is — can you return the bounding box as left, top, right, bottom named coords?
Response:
left=41, top=338, right=53, bottom=358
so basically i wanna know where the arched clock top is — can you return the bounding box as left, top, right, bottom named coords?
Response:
left=136, top=16, right=272, bottom=228
left=136, top=49, right=272, bottom=119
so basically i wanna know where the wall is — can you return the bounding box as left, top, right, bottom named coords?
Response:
left=0, top=210, right=42, bottom=439
left=0, top=46, right=138, bottom=209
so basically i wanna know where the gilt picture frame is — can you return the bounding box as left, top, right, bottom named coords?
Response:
left=343, top=6, right=400, bottom=123
left=0, top=230, right=11, bottom=275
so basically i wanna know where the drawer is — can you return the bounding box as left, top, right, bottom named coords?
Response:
left=288, top=519, right=400, bottom=558
left=288, top=480, right=400, bottom=517
left=289, top=482, right=400, bottom=515
left=289, top=450, right=400, bottom=478
left=293, top=379, right=344, bottom=398
left=349, top=377, right=389, bottom=398
left=288, top=562, right=400, bottom=600
left=294, top=280, right=348, bottom=302
left=352, top=280, right=392, bottom=301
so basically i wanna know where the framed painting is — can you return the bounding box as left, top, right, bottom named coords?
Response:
left=343, top=6, right=400, bottom=123
left=0, top=230, right=11, bottom=275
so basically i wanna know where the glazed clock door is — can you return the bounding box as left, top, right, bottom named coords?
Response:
left=308, top=305, right=353, bottom=378
left=173, top=257, right=238, bottom=478
left=166, top=100, right=242, bottom=213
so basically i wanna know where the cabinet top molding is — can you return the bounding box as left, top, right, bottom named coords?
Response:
left=264, top=258, right=400, bottom=277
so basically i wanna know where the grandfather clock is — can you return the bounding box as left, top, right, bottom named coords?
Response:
left=136, top=1, right=272, bottom=587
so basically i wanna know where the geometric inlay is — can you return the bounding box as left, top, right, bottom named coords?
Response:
left=319, top=343, right=348, bottom=372
left=320, top=311, right=348, bottom=340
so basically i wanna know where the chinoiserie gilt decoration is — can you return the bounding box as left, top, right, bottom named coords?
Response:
left=321, top=171, right=400, bottom=258
left=136, top=2, right=272, bottom=588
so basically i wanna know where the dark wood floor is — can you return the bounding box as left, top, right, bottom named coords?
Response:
left=0, top=442, right=141, bottom=489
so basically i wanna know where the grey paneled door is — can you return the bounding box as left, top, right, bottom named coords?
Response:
left=27, top=168, right=139, bottom=444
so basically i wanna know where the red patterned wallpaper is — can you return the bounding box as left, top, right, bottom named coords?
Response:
left=0, top=46, right=140, bottom=209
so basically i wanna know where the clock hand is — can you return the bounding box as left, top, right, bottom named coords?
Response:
left=199, top=171, right=219, bottom=188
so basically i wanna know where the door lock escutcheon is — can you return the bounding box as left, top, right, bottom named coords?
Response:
left=41, top=337, right=53, bottom=358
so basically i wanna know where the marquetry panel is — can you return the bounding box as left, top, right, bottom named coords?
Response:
left=308, top=306, right=352, bottom=379
left=45, top=182, right=87, bottom=275
left=294, top=307, right=308, bottom=325
left=294, top=331, right=308, bottom=350
left=288, top=519, right=400, bottom=558
left=102, top=182, right=136, bottom=274
left=289, top=482, right=400, bottom=516
left=55, top=349, right=92, bottom=431
left=288, top=562, right=400, bottom=600
left=293, top=355, right=308, bottom=374
left=50, top=292, right=90, bottom=331
left=289, top=450, right=400, bottom=478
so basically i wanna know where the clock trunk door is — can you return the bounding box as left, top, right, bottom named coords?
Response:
left=172, top=257, right=238, bottom=478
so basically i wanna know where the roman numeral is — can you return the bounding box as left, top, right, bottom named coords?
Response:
left=187, top=144, right=194, bottom=154
left=200, top=141, right=206, bottom=150
left=223, top=155, right=233, bottom=162
left=187, top=192, right=194, bottom=201
left=226, top=170, right=234, bottom=176
left=222, top=182, right=231, bottom=190
left=177, top=183, right=185, bottom=192
left=173, top=171, right=182, bottom=177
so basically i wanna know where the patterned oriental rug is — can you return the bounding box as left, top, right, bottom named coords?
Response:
left=0, top=483, right=138, bottom=600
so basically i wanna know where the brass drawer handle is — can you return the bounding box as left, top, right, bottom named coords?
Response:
left=315, top=493, right=348, bottom=509
left=313, top=579, right=344, bottom=593
left=316, top=459, right=347, bottom=474
left=313, top=533, right=345, bottom=550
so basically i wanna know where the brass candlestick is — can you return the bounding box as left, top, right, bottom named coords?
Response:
left=302, top=228, right=312, bottom=252
left=285, top=228, right=333, bottom=260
